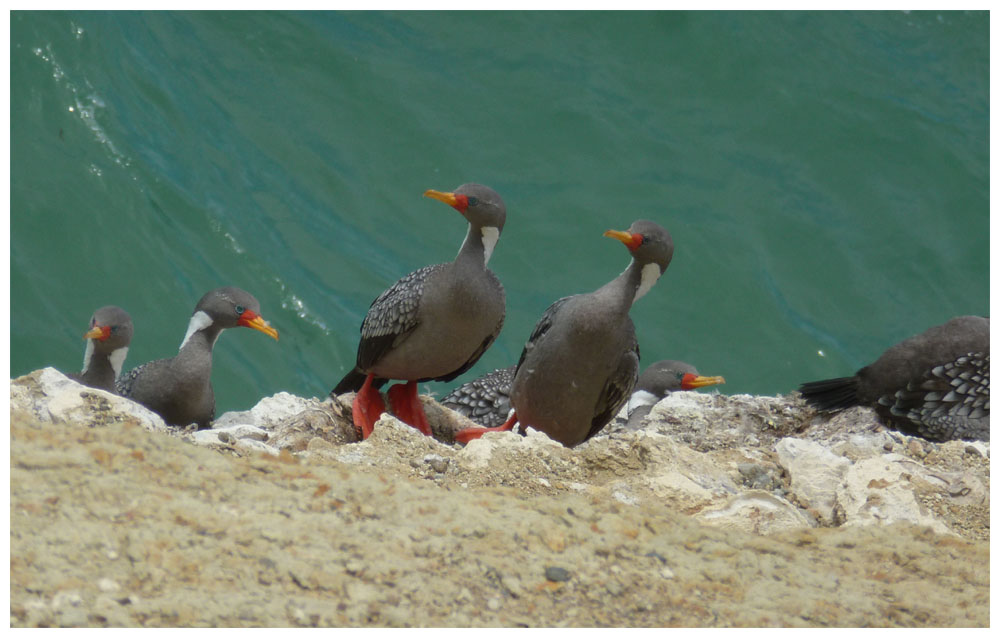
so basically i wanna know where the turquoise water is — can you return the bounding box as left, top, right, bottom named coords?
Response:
left=10, top=11, right=989, bottom=415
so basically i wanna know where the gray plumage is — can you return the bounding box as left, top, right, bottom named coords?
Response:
left=333, top=183, right=507, bottom=395
left=440, top=365, right=516, bottom=428
left=68, top=305, right=133, bottom=392
left=799, top=315, right=989, bottom=442
left=509, top=220, right=674, bottom=447
left=117, top=287, right=278, bottom=428
left=626, top=360, right=699, bottom=428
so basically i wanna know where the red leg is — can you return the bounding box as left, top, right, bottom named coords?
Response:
left=387, top=381, right=432, bottom=436
left=352, top=373, right=386, bottom=439
left=454, top=411, right=518, bottom=444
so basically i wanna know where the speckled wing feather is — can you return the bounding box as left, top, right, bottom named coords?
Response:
left=114, top=362, right=147, bottom=397
left=586, top=338, right=640, bottom=442
left=440, top=365, right=516, bottom=428
left=879, top=352, right=990, bottom=442
left=356, top=264, right=445, bottom=371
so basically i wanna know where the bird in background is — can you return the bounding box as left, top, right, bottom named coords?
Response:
left=116, top=286, right=278, bottom=428
left=443, top=359, right=726, bottom=431
left=799, top=315, right=989, bottom=442
left=624, top=360, right=726, bottom=428
left=67, top=305, right=133, bottom=393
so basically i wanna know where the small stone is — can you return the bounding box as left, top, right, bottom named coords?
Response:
left=544, top=566, right=571, bottom=582
left=51, top=591, right=83, bottom=609
left=659, top=566, right=675, bottom=579
left=504, top=576, right=523, bottom=597
left=907, top=439, right=926, bottom=458
left=423, top=455, right=449, bottom=474
left=883, top=441, right=894, bottom=452
left=97, top=578, right=120, bottom=593
left=605, top=580, right=624, bottom=596
left=487, top=597, right=502, bottom=611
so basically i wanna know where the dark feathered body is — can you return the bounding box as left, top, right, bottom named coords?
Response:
left=512, top=293, right=640, bottom=447
left=507, top=220, right=674, bottom=448
left=440, top=365, right=516, bottom=428
left=116, top=330, right=217, bottom=427
left=333, top=184, right=506, bottom=396
left=117, top=287, right=277, bottom=428
left=799, top=316, right=989, bottom=442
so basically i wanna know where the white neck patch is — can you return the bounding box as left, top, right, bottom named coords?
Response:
left=109, top=347, right=129, bottom=378
left=627, top=389, right=660, bottom=415
left=180, top=310, right=214, bottom=349
left=81, top=339, right=95, bottom=374
left=481, top=226, right=500, bottom=265
left=633, top=262, right=662, bottom=303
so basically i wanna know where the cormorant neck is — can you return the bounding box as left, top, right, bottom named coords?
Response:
left=179, top=311, right=223, bottom=353
left=455, top=224, right=499, bottom=268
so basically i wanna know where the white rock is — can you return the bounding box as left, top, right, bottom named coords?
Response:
left=837, top=454, right=951, bottom=535
left=234, top=438, right=281, bottom=457
left=456, top=435, right=502, bottom=470
left=962, top=441, right=990, bottom=458
left=215, top=391, right=320, bottom=430
left=695, top=490, right=815, bottom=535
left=612, top=489, right=640, bottom=506
left=13, top=368, right=169, bottom=433
left=96, top=578, right=120, bottom=593
left=188, top=423, right=270, bottom=448
left=645, top=470, right=715, bottom=501
left=775, top=437, right=851, bottom=523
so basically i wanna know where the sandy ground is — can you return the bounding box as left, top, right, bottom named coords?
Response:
left=9, top=386, right=990, bottom=627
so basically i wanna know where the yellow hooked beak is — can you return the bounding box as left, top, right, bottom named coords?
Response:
left=83, top=325, right=108, bottom=340
left=684, top=375, right=726, bottom=390
left=424, top=189, right=460, bottom=207
left=241, top=314, right=279, bottom=341
left=603, top=229, right=642, bottom=250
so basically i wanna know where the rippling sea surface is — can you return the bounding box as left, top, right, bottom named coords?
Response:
left=10, top=11, right=989, bottom=415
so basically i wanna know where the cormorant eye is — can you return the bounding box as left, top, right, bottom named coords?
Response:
left=467, top=196, right=479, bottom=207
left=235, top=305, right=245, bottom=315
left=110, top=326, right=119, bottom=334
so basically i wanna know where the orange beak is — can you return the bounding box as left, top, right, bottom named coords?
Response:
left=681, top=373, right=726, bottom=390
left=424, top=189, right=469, bottom=213
left=603, top=229, right=643, bottom=251
left=238, top=310, right=279, bottom=340
left=83, top=325, right=111, bottom=341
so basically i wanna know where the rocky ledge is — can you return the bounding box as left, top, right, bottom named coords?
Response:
left=9, top=368, right=990, bottom=627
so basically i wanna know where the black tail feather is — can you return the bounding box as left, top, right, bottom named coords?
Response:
left=331, top=368, right=389, bottom=397
left=798, top=376, right=861, bottom=412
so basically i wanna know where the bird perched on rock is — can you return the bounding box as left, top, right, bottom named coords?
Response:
left=68, top=305, right=133, bottom=392
left=445, top=360, right=725, bottom=430
left=116, top=287, right=278, bottom=428
left=456, top=219, right=674, bottom=448
left=332, top=184, right=507, bottom=440
left=625, top=360, right=726, bottom=428
left=440, top=365, right=516, bottom=429
left=799, top=315, right=989, bottom=442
